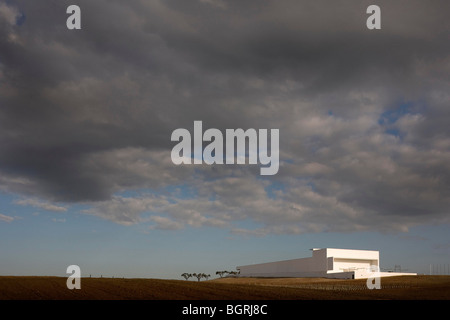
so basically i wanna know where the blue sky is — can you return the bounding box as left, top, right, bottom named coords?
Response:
left=0, top=0, right=449, bottom=280
left=1, top=190, right=448, bottom=279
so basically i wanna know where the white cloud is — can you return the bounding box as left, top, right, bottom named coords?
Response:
left=82, top=195, right=169, bottom=226
left=15, top=198, right=67, bottom=212
left=0, top=213, right=15, bottom=223
left=148, top=216, right=183, bottom=230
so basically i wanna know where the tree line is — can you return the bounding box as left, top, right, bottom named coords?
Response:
left=181, top=273, right=210, bottom=281
left=181, top=270, right=240, bottom=281
left=215, top=270, right=239, bottom=278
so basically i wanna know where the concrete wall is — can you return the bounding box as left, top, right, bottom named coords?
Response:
left=321, top=248, right=379, bottom=273
left=332, top=258, right=375, bottom=272
left=311, top=248, right=328, bottom=272
left=237, top=256, right=314, bottom=276
left=237, top=248, right=382, bottom=278
left=236, top=248, right=416, bottom=279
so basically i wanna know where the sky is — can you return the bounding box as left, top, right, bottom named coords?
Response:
left=0, top=0, right=449, bottom=279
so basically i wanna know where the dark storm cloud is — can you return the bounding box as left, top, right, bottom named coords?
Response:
left=0, top=0, right=449, bottom=232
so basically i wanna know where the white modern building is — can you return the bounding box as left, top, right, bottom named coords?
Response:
left=236, top=248, right=416, bottom=279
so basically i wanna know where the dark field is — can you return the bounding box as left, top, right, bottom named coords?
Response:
left=0, top=275, right=450, bottom=300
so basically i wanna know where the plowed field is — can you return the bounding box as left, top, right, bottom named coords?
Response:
left=0, top=275, right=449, bottom=300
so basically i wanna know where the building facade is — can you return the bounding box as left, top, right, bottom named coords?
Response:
left=236, top=248, right=416, bottom=279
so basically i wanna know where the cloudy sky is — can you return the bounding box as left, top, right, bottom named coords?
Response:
left=0, top=0, right=449, bottom=278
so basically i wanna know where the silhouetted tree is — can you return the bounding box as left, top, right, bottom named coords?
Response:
left=193, top=273, right=203, bottom=281
left=216, top=271, right=230, bottom=278
left=181, top=273, right=192, bottom=280
left=192, top=273, right=201, bottom=281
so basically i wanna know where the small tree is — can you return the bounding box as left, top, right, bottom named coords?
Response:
left=203, top=274, right=211, bottom=280
left=228, top=271, right=238, bottom=277
left=193, top=273, right=203, bottom=282
left=221, top=271, right=230, bottom=277
left=181, top=273, right=192, bottom=280
left=216, top=271, right=226, bottom=278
